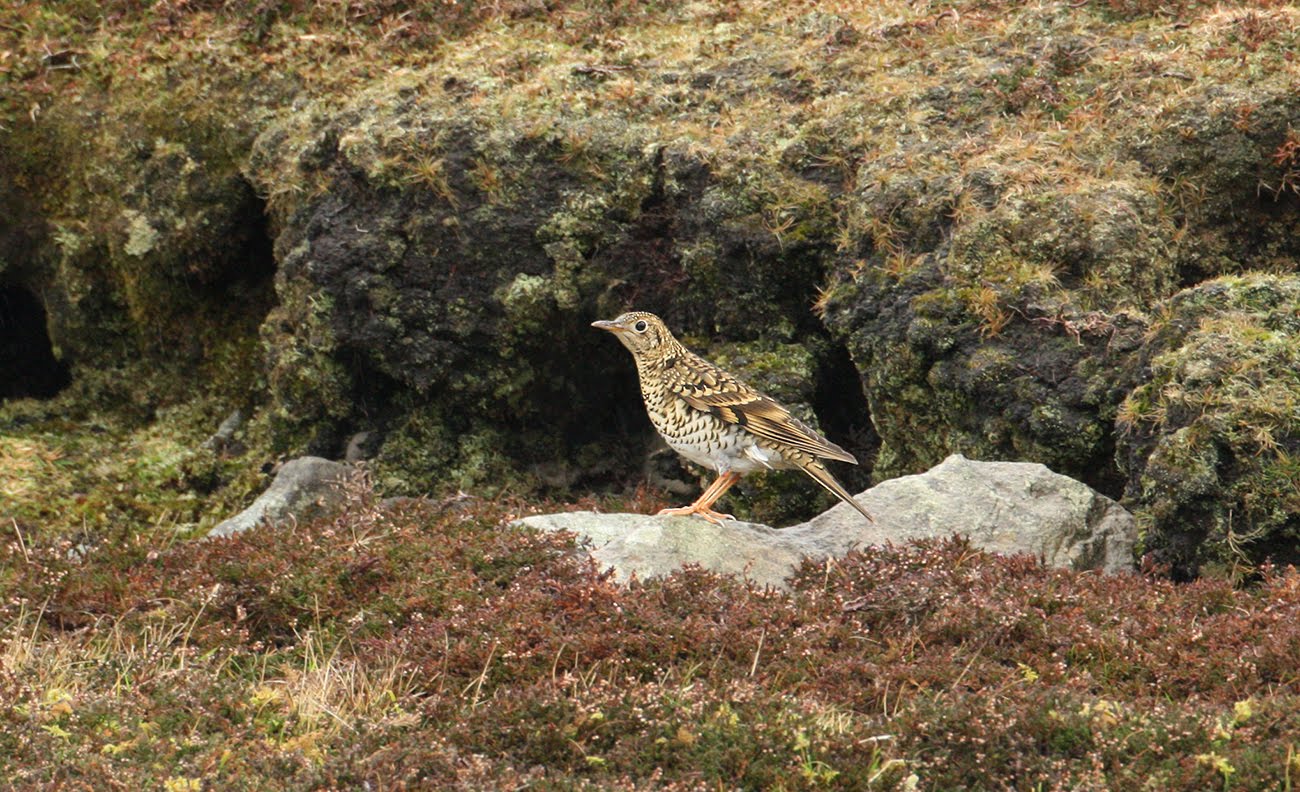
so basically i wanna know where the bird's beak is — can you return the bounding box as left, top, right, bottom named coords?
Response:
left=591, top=319, right=625, bottom=333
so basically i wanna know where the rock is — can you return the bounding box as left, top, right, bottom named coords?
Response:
left=514, top=512, right=807, bottom=588
left=643, top=445, right=696, bottom=497
left=1115, top=274, right=1300, bottom=578
left=201, top=409, right=245, bottom=452
left=820, top=237, right=1150, bottom=496
left=516, top=454, right=1136, bottom=588
left=344, top=430, right=378, bottom=463
left=791, top=454, right=1137, bottom=576
left=207, top=457, right=353, bottom=539
left=10, top=5, right=1299, bottom=570
left=247, top=78, right=859, bottom=520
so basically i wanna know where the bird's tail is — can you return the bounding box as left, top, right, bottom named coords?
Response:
left=802, top=461, right=875, bottom=523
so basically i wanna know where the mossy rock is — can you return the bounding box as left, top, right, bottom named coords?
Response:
left=822, top=244, right=1148, bottom=495
left=947, top=176, right=1177, bottom=309
left=244, top=79, right=856, bottom=505
left=1127, top=81, right=1300, bottom=283
left=1116, top=274, right=1300, bottom=578
left=7, top=88, right=276, bottom=370
left=8, top=0, right=1300, bottom=546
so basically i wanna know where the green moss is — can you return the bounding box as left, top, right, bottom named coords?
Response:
left=0, top=378, right=275, bottom=543
left=264, top=341, right=353, bottom=447
left=1139, top=426, right=1220, bottom=512
left=371, top=399, right=564, bottom=497
left=1118, top=274, right=1300, bottom=576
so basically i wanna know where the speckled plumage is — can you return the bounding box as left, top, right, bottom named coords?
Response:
left=593, top=311, right=874, bottom=524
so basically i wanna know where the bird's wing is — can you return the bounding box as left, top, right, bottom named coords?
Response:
left=663, top=351, right=858, bottom=464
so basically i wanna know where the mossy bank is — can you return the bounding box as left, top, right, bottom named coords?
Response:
left=4, top=1, right=1300, bottom=570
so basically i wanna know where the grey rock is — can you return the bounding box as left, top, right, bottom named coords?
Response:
left=344, top=430, right=377, bottom=462
left=791, top=454, right=1137, bottom=576
left=207, top=456, right=353, bottom=539
left=644, top=445, right=697, bottom=497
left=201, top=409, right=244, bottom=452
left=516, top=454, right=1137, bottom=588
left=515, top=512, right=802, bottom=586
left=531, top=460, right=581, bottom=489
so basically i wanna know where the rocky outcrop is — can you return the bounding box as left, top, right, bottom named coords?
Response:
left=518, top=455, right=1137, bottom=588
left=246, top=96, right=862, bottom=517
left=235, top=5, right=1300, bottom=544
left=7, top=3, right=1300, bottom=571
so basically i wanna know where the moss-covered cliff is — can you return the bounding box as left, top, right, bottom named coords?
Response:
left=4, top=1, right=1300, bottom=571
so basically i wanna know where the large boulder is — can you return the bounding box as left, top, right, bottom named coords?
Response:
left=518, top=454, right=1137, bottom=588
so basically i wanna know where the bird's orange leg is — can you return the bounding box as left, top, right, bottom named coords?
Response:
left=657, top=471, right=741, bottom=524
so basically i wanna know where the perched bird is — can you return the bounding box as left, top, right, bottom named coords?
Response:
left=592, top=311, right=874, bottom=524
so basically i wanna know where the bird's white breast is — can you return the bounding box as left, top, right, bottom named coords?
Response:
left=640, top=377, right=788, bottom=475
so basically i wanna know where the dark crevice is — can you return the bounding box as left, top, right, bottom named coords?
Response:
left=811, top=336, right=877, bottom=493
left=1174, top=187, right=1300, bottom=289
left=191, top=186, right=281, bottom=413
left=321, top=348, right=406, bottom=459
left=0, top=283, right=71, bottom=400
left=193, top=181, right=279, bottom=315
left=124, top=184, right=282, bottom=417
left=228, top=186, right=280, bottom=297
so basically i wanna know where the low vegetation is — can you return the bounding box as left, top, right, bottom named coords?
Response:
left=5, top=481, right=1300, bottom=789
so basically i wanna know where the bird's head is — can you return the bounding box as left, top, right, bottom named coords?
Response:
left=591, top=311, right=674, bottom=359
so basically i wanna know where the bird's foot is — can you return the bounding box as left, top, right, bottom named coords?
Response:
left=656, top=505, right=736, bottom=524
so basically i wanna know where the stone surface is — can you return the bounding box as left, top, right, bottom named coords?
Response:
left=517, top=454, right=1137, bottom=588
left=791, top=454, right=1137, bottom=576
left=513, top=512, right=804, bottom=587
left=207, top=457, right=353, bottom=539
left=345, top=430, right=378, bottom=463
left=201, top=409, right=245, bottom=453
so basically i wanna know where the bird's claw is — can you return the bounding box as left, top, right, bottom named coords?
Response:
left=656, top=506, right=736, bottom=524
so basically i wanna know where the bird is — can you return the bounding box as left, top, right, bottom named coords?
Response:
left=592, top=311, right=874, bottom=524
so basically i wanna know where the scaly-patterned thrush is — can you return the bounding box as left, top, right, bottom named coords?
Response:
left=593, top=311, right=874, bottom=524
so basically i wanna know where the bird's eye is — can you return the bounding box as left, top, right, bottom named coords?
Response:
left=634, top=320, right=648, bottom=333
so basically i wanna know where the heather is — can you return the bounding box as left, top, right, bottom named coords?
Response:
left=4, top=482, right=1300, bottom=789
